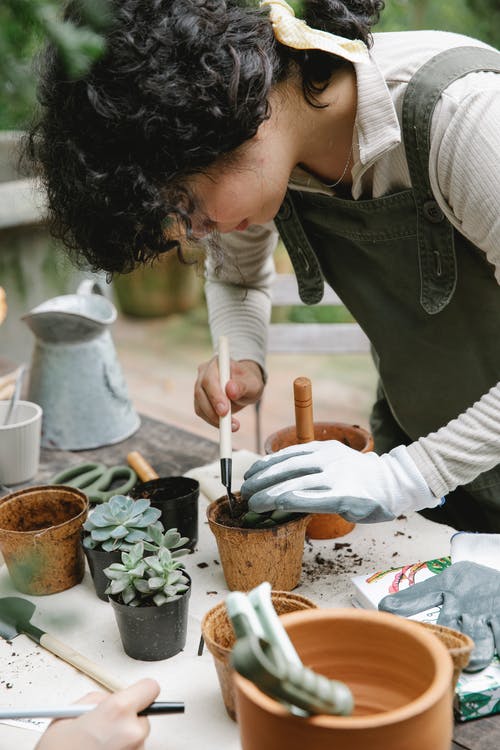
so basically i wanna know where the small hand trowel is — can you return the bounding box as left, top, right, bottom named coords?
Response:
left=0, top=596, right=123, bottom=692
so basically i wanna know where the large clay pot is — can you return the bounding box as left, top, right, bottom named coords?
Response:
left=264, top=421, right=373, bottom=540
left=201, top=591, right=317, bottom=720
left=0, top=485, right=88, bottom=595
left=207, top=497, right=310, bottom=591
left=235, top=608, right=454, bottom=750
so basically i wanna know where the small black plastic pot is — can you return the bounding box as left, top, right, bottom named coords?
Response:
left=109, top=574, right=191, bottom=661
left=131, top=477, right=199, bottom=551
left=84, top=544, right=122, bottom=601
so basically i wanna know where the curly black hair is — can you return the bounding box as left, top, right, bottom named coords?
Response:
left=27, top=0, right=384, bottom=273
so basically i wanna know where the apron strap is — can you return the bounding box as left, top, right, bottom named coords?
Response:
left=274, top=192, right=325, bottom=305
left=403, top=46, right=500, bottom=314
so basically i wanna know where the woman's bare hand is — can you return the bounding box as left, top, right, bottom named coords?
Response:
left=35, top=679, right=160, bottom=750
left=194, top=357, right=265, bottom=431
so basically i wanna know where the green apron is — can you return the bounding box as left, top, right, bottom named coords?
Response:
left=274, top=46, right=500, bottom=531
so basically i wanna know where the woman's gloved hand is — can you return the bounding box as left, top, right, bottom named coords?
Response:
left=379, top=561, right=500, bottom=671
left=241, top=441, right=440, bottom=523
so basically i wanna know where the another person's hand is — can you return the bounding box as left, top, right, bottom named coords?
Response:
left=194, top=356, right=264, bottom=431
left=241, top=441, right=440, bottom=522
left=379, top=561, right=500, bottom=672
left=35, top=678, right=160, bottom=750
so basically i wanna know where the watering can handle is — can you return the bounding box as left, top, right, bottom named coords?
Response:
left=40, top=633, right=124, bottom=692
left=77, top=279, right=106, bottom=296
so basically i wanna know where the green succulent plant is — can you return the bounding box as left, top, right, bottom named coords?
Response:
left=104, top=537, right=191, bottom=607
left=82, top=494, right=163, bottom=552
left=241, top=509, right=297, bottom=528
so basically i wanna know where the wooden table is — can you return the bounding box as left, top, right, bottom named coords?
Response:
left=0, top=414, right=499, bottom=749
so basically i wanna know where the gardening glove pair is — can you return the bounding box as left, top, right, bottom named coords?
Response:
left=241, top=441, right=440, bottom=523
left=379, top=561, right=500, bottom=672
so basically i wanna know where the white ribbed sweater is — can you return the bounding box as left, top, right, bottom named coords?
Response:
left=204, top=30, right=500, bottom=498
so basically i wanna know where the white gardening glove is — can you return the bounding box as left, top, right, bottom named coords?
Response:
left=241, top=441, right=441, bottom=523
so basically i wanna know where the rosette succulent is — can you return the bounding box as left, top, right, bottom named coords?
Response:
left=104, top=533, right=191, bottom=607
left=82, top=494, right=163, bottom=552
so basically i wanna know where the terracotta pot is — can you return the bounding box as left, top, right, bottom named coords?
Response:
left=0, top=485, right=88, bottom=595
left=416, top=622, right=473, bottom=688
left=207, top=497, right=310, bottom=592
left=235, top=608, right=453, bottom=750
left=264, top=421, right=374, bottom=540
left=201, top=591, right=317, bottom=720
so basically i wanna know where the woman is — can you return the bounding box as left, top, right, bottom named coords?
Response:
left=29, top=1, right=500, bottom=530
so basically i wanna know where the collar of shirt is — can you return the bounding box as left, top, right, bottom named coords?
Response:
left=289, top=47, right=401, bottom=200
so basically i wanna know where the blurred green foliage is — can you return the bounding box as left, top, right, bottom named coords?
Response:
left=375, top=0, right=499, bottom=48
left=0, top=0, right=111, bottom=130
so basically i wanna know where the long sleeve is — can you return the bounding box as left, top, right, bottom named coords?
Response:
left=204, top=222, right=279, bottom=371
left=408, top=383, right=500, bottom=497
left=407, top=74, right=500, bottom=495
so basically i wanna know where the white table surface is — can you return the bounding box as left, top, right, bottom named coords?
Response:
left=0, top=483, right=456, bottom=749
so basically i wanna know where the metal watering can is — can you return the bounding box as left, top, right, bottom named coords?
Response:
left=23, top=280, right=140, bottom=450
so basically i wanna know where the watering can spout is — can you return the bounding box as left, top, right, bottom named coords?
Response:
left=24, top=280, right=140, bottom=450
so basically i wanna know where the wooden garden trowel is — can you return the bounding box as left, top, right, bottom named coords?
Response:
left=0, top=596, right=123, bottom=692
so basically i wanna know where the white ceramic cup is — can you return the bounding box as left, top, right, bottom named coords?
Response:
left=0, top=400, right=43, bottom=486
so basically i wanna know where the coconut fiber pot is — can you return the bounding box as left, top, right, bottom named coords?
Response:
left=0, top=485, right=88, bottom=595
left=264, top=421, right=374, bottom=540
left=416, top=621, right=473, bottom=688
left=207, top=497, right=310, bottom=592
left=201, top=591, right=317, bottom=720
left=234, top=608, right=453, bottom=750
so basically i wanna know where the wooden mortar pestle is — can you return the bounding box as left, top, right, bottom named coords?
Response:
left=292, top=377, right=357, bottom=540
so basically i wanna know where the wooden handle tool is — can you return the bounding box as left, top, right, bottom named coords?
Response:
left=39, top=633, right=124, bottom=692
left=294, top=377, right=315, bottom=444
left=127, top=451, right=159, bottom=482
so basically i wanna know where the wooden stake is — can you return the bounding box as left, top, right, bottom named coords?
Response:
left=293, top=377, right=315, bottom=444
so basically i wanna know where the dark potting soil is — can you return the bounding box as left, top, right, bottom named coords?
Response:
left=214, top=494, right=301, bottom=529
left=215, top=494, right=251, bottom=528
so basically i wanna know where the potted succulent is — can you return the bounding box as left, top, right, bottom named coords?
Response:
left=207, top=493, right=310, bottom=592
left=82, top=494, right=163, bottom=600
left=103, top=527, right=191, bottom=660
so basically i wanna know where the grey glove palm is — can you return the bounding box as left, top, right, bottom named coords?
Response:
left=379, top=561, right=500, bottom=672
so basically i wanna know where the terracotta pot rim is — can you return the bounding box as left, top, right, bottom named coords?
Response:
left=201, top=591, right=317, bottom=656
left=206, top=497, right=311, bottom=534
left=264, top=421, right=373, bottom=454
left=0, top=485, right=88, bottom=536
left=235, top=607, right=453, bottom=729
